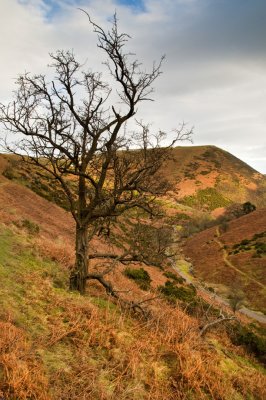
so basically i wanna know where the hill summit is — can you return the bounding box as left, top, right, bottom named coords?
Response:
left=160, top=145, right=266, bottom=210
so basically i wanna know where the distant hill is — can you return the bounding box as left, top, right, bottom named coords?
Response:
left=1, top=146, right=266, bottom=215
left=160, top=145, right=266, bottom=210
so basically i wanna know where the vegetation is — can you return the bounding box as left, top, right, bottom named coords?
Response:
left=124, top=267, right=151, bottom=290
left=163, top=271, right=185, bottom=284
left=20, top=218, right=40, bottom=235
left=3, top=159, right=71, bottom=210
left=243, top=201, right=256, bottom=214
left=229, top=231, right=266, bottom=257
left=200, top=169, right=211, bottom=175
left=0, top=154, right=266, bottom=398
left=181, top=188, right=231, bottom=211
left=228, top=290, right=245, bottom=313
left=158, top=280, right=196, bottom=304
left=0, top=65, right=266, bottom=396
left=1, top=223, right=265, bottom=399
left=229, top=325, right=266, bottom=365
left=180, top=213, right=214, bottom=237
left=0, top=14, right=192, bottom=294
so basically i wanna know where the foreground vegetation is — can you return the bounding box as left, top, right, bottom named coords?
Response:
left=0, top=223, right=265, bottom=399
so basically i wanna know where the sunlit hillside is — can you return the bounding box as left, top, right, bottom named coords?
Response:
left=0, top=149, right=265, bottom=398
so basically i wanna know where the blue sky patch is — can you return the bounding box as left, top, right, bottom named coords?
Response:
left=43, top=0, right=61, bottom=20
left=42, top=0, right=84, bottom=21
left=116, top=0, right=146, bottom=12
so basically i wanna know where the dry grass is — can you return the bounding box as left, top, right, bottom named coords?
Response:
left=0, top=320, right=49, bottom=399
left=0, top=153, right=265, bottom=399
left=1, top=263, right=265, bottom=400
left=35, top=236, right=75, bottom=269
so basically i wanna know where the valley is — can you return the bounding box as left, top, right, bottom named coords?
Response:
left=0, top=146, right=265, bottom=399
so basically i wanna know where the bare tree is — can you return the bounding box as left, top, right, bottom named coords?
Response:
left=0, top=13, right=192, bottom=294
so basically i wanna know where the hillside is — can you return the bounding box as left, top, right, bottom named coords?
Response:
left=1, top=222, right=266, bottom=399
left=183, top=209, right=266, bottom=313
left=161, top=145, right=266, bottom=210
left=0, top=150, right=266, bottom=398
left=1, top=146, right=266, bottom=215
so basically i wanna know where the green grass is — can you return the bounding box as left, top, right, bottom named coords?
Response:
left=181, top=188, right=232, bottom=211
left=163, top=271, right=185, bottom=284
left=0, top=226, right=177, bottom=398
left=175, top=259, right=192, bottom=278
left=0, top=226, right=69, bottom=338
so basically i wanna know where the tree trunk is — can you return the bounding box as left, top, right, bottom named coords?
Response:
left=69, top=224, right=89, bottom=294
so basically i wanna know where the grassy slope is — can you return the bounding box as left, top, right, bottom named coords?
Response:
left=0, top=152, right=266, bottom=398
left=183, top=209, right=266, bottom=313
left=2, top=146, right=266, bottom=215
left=0, top=224, right=266, bottom=399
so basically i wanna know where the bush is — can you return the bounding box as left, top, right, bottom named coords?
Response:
left=158, top=280, right=196, bottom=303
left=253, top=232, right=266, bottom=240
left=230, top=326, right=266, bottom=364
left=243, top=201, right=256, bottom=214
left=220, top=221, right=229, bottom=233
left=163, top=271, right=185, bottom=284
left=124, top=267, right=151, bottom=290
left=21, top=219, right=40, bottom=235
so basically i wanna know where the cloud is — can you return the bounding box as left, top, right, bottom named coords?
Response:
left=0, top=0, right=265, bottom=172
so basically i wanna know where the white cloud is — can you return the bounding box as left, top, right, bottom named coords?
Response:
left=0, top=0, right=265, bottom=173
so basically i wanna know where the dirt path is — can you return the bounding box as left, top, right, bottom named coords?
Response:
left=214, top=227, right=265, bottom=289
left=172, top=261, right=266, bottom=323
left=171, top=232, right=266, bottom=324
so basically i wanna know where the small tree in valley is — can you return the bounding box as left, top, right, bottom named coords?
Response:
left=0, top=13, right=191, bottom=294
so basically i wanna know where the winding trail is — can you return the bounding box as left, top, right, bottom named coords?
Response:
left=170, top=232, right=266, bottom=324
left=214, top=227, right=265, bottom=289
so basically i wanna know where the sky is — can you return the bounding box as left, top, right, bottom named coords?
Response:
left=0, top=0, right=266, bottom=173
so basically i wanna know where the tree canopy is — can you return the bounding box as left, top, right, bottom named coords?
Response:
left=0, top=12, right=192, bottom=294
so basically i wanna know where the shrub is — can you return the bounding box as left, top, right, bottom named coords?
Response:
left=21, top=219, right=40, bottom=235
left=220, top=221, right=229, bottom=233
left=158, top=280, right=196, bottom=303
left=124, top=267, right=151, bottom=290
left=163, top=271, right=185, bottom=284
left=230, top=326, right=266, bottom=364
left=243, top=201, right=256, bottom=214
left=173, top=213, right=192, bottom=222
left=253, top=231, right=266, bottom=240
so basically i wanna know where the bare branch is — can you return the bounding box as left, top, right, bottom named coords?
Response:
left=0, top=12, right=192, bottom=294
left=199, top=314, right=237, bottom=337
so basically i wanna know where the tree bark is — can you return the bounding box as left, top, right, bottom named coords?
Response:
left=69, top=224, right=89, bottom=294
